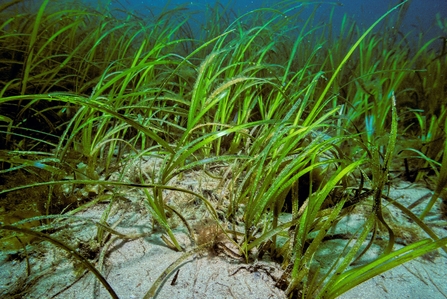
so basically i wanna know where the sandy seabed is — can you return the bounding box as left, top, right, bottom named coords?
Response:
left=1, top=158, right=446, bottom=299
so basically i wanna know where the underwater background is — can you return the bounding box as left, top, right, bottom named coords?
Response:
left=103, top=0, right=447, bottom=41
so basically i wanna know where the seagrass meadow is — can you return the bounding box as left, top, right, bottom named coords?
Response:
left=1, top=0, right=447, bottom=298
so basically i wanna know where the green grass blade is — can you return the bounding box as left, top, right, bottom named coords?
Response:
left=304, top=0, right=408, bottom=126
left=326, top=237, right=447, bottom=298
left=21, top=0, right=49, bottom=95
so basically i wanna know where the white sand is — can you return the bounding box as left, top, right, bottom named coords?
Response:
left=1, top=165, right=446, bottom=299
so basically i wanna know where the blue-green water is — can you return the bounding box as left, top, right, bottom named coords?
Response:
left=94, top=0, right=447, bottom=44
